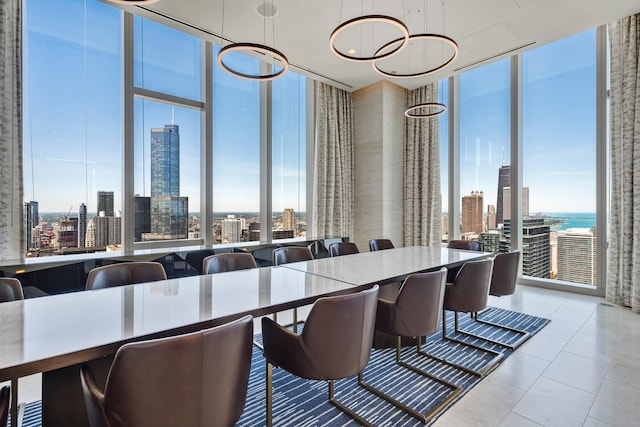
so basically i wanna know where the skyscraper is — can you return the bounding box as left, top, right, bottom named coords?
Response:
left=496, top=165, right=510, bottom=226
left=283, top=208, right=295, bottom=231
left=24, top=200, right=39, bottom=250
left=503, top=186, right=530, bottom=221
left=461, top=191, right=484, bottom=234
left=522, top=218, right=551, bottom=279
left=147, top=124, right=188, bottom=240
left=557, top=228, right=596, bottom=285
left=487, top=205, right=496, bottom=229
left=97, top=191, right=114, bottom=217
left=221, top=215, right=243, bottom=243
left=134, top=196, right=151, bottom=242
left=78, top=203, right=87, bottom=248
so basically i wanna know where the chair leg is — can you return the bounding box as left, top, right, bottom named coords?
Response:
left=358, top=336, right=463, bottom=423
left=266, top=361, right=273, bottom=427
left=328, top=380, right=374, bottom=427
left=437, top=310, right=504, bottom=377
left=474, top=311, right=531, bottom=350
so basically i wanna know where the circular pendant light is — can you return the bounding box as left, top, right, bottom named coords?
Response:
left=329, top=15, right=410, bottom=62
left=217, top=43, right=289, bottom=81
left=404, top=102, right=446, bottom=118
left=373, top=33, right=459, bottom=78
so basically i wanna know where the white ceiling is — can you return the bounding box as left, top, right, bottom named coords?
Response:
left=118, top=0, right=640, bottom=92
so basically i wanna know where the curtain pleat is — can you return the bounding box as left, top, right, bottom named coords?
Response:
left=0, top=0, right=24, bottom=262
left=403, top=85, right=441, bottom=247
left=312, top=82, right=354, bottom=239
left=607, top=14, right=640, bottom=312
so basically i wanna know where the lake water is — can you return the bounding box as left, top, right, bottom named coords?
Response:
left=532, top=212, right=597, bottom=231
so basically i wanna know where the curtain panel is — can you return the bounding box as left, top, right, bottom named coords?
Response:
left=403, top=84, right=442, bottom=246
left=0, top=0, right=24, bottom=262
left=312, top=82, right=354, bottom=239
left=608, top=14, right=640, bottom=312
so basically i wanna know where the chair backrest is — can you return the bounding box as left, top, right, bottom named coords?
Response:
left=298, top=286, right=378, bottom=380
left=0, top=278, right=24, bottom=302
left=490, top=251, right=520, bottom=297
left=272, top=246, right=314, bottom=266
left=369, top=239, right=395, bottom=252
left=446, top=258, right=493, bottom=313
left=377, top=269, right=447, bottom=338
left=0, top=386, right=9, bottom=427
left=328, top=242, right=360, bottom=257
left=203, top=253, right=257, bottom=275
left=82, top=315, right=253, bottom=427
left=85, top=262, right=167, bottom=291
left=447, top=239, right=484, bottom=252
left=184, top=249, right=216, bottom=274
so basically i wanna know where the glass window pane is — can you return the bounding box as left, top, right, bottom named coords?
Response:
left=272, top=72, right=306, bottom=241
left=459, top=58, right=511, bottom=253
left=439, top=79, right=449, bottom=244
left=523, top=30, right=597, bottom=285
left=23, top=0, right=122, bottom=256
left=134, top=100, right=200, bottom=242
left=212, top=46, right=261, bottom=244
left=134, top=16, right=201, bottom=101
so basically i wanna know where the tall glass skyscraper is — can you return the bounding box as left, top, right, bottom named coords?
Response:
left=148, top=124, right=188, bottom=240
left=496, top=165, right=511, bottom=226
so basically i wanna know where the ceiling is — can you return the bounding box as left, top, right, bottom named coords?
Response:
left=117, top=0, right=640, bottom=92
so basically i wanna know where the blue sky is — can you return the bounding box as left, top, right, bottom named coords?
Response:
left=24, top=0, right=596, bottom=216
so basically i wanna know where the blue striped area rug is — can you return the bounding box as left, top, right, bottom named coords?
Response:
left=9, top=307, right=548, bottom=427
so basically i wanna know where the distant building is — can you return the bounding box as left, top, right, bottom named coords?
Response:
left=222, top=214, right=244, bottom=243
left=24, top=200, right=39, bottom=250
left=146, top=124, right=188, bottom=240
left=503, top=186, right=530, bottom=221
left=496, top=165, right=510, bottom=226
left=487, top=204, right=496, bottom=229
left=78, top=203, right=87, bottom=248
left=480, top=230, right=501, bottom=253
left=522, top=218, right=551, bottom=279
left=283, top=208, right=295, bottom=231
left=273, top=230, right=294, bottom=240
left=134, top=196, right=151, bottom=242
left=55, top=218, right=78, bottom=249
left=97, top=191, right=114, bottom=217
left=557, top=228, right=596, bottom=285
left=461, top=191, right=484, bottom=234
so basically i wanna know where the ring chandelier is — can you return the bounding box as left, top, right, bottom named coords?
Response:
left=404, top=102, right=447, bottom=118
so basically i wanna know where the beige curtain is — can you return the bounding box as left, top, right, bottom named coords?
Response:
left=608, top=14, right=640, bottom=312
left=312, top=81, right=354, bottom=239
left=0, top=0, right=24, bottom=262
left=403, top=84, right=442, bottom=246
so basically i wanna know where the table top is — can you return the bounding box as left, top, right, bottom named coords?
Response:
left=0, top=267, right=356, bottom=381
left=282, top=246, right=491, bottom=286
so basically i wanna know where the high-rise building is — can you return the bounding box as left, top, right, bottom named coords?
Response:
left=461, top=191, right=484, bottom=234
left=97, top=191, right=114, bottom=217
left=496, top=165, right=510, bottom=226
left=283, top=208, right=295, bottom=231
left=78, top=203, right=87, bottom=248
left=108, top=213, right=122, bottom=246
left=221, top=214, right=244, bottom=243
left=56, top=218, right=78, bottom=249
left=503, top=186, right=530, bottom=221
left=480, top=230, right=501, bottom=253
left=487, top=205, right=496, bottom=229
left=134, top=196, right=151, bottom=242
left=24, top=200, right=39, bottom=250
left=147, top=124, right=188, bottom=240
left=557, top=228, right=596, bottom=285
left=521, top=218, right=551, bottom=279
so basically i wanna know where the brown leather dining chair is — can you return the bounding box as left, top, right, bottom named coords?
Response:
left=184, top=249, right=216, bottom=274
left=0, top=278, right=24, bottom=302
left=475, top=251, right=530, bottom=349
left=0, top=385, right=9, bottom=427
left=80, top=315, right=254, bottom=427
left=440, top=258, right=503, bottom=377
left=85, top=262, right=167, bottom=291
left=328, top=242, right=360, bottom=257
left=368, top=239, right=395, bottom=251
left=203, top=252, right=257, bottom=275
left=447, top=239, right=484, bottom=251
left=272, top=247, right=314, bottom=329
left=262, top=286, right=379, bottom=427
left=359, top=269, right=462, bottom=423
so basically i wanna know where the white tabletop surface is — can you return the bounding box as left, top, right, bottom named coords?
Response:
left=282, top=246, right=492, bottom=285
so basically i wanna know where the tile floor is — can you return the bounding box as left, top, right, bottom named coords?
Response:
left=6, top=284, right=640, bottom=427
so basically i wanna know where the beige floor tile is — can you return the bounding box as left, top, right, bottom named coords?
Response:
left=589, top=379, right=640, bottom=426
left=498, top=412, right=543, bottom=427
left=489, top=351, right=550, bottom=391
left=518, top=331, right=567, bottom=361
left=582, top=417, right=614, bottom=427
left=513, top=377, right=594, bottom=427
left=605, top=354, right=640, bottom=390
left=542, top=351, right=608, bottom=393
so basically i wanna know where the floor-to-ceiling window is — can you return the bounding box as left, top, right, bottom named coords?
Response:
left=22, top=0, right=309, bottom=258
left=439, top=78, right=449, bottom=243
left=522, top=29, right=598, bottom=287
left=459, top=58, right=511, bottom=252
left=23, top=0, right=123, bottom=255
